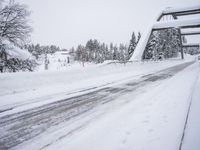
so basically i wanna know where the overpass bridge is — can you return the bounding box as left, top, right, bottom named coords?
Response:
left=130, top=5, right=200, bottom=61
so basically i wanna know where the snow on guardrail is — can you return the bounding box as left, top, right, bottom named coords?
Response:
left=153, top=18, right=200, bottom=29
left=162, top=5, right=200, bottom=14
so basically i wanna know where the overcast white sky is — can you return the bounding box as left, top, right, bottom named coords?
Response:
left=16, top=0, right=200, bottom=49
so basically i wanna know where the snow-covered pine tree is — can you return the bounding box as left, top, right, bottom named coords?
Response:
left=143, top=31, right=158, bottom=59
left=137, top=32, right=141, bottom=44
left=119, top=43, right=125, bottom=62
left=144, top=28, right=180, bottom=60
left=113, top=45, right=118, bottom=60
left=128, top=32, right=137, bottom=57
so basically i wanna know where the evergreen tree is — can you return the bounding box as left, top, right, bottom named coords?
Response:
left=144, top=28, right=180, bottom=60
left=128, top=32, right=137, bottom=59
left=113, top=45, right=118, bottom=60
left=137, top=32, right=141, bottom=44
left=143, top=32, right=158, bottom=59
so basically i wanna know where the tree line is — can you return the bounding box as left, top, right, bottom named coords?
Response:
left=24, top=44, right=62, bottom=59
left=70, top=32, right=141, bottom=64
left=24, top=32, right=141, bottom=64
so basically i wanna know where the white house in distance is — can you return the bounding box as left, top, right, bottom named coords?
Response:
left=47, top=50, right=75, bottom=70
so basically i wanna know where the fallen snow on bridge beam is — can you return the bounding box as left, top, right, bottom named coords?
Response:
left=153, top=18, right=200, bottom=30
left=129, top=26, right=153, bottom=61
left=183, top=43, right=200, bottom=48
left=181, top=30, right=200, bottom=35
left=130, top=10, right=165, bottom=61
left=162, top=5, right=200, bottom=15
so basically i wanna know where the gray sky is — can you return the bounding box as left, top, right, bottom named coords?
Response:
left=17, top=0, right=200, bottom=49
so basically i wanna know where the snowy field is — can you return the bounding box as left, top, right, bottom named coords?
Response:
left=0, top=56, right=200, bottom=150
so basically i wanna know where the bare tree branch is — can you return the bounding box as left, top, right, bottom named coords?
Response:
left=0, top=0, right=32, bottom=46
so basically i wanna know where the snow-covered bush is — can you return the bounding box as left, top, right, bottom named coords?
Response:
left=0, top=0, right=35, bottom=72
left=0, top=40, right=37, bottom=72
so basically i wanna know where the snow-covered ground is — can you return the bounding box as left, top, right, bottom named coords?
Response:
left=0, top=55, right=194, bottom=114
left=0, top=55, right=199, bottom=150
left=30, top=60, right=199, bottom=150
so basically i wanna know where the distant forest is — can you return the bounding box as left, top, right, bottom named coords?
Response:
left=26, top=32, right=141, bottom=63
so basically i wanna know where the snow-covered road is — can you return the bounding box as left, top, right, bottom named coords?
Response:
left=0, top=61, right=197, bottom=150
